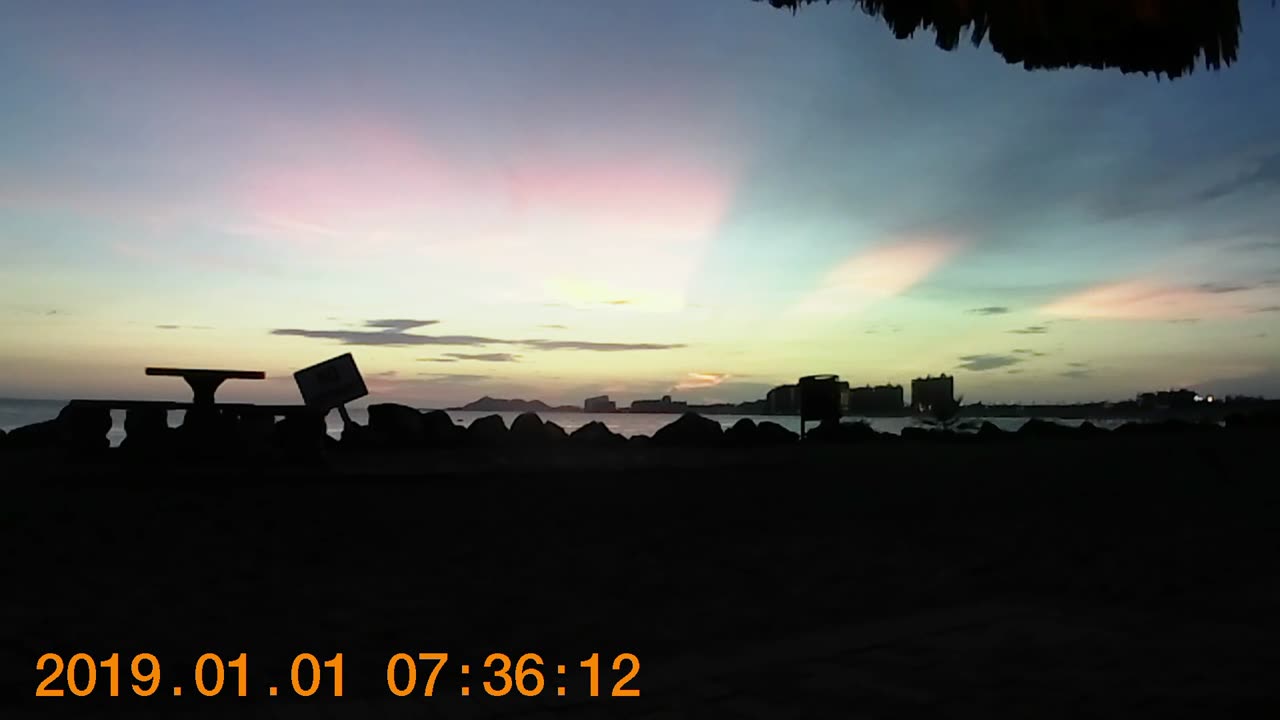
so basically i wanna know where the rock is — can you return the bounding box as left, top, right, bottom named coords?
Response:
left=652, top=413, right=724, bottom=447
left=1226, top=410, right=1280, bottom=430
left=628, top=434, right=652, bottom=448
left=368, top=403, right=427, bottom=448
left=569, top=421, right=625, bottom=448
left=4, top=419, right=60, bottom=449
left=274, top=410, right=329, bottom=454
left=807, top=419, right=879, bottom=444
left=755, top=421, right=798, bottom=445
left=1017, top=419, right=1074, bottom=437
left=57, top=404, right=112, bottom=452
left=235, top=413, right=278, bottom=453
left=1076, top=421, right=1107, bottom=436
left=467, top=414, right=508, bottom=447
left=977, top=421, right=1007, bottom=440
left=900, top=426, right=937, bottom=442
left=0, top=427, right=6, bottom=448
left=121, top=406, right=171, bottom=451
left=422, top=410, right=464, bottom=447
left=723, top=418, right=757, bottom=447
left=509, top=412, right=563, bottom=447
left=544, top=421, right=568, bottom=442
left=1116, top=419, right=1215, bottom=436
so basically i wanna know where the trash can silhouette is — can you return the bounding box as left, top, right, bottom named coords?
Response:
left=799, top=374, right=842, bottom=438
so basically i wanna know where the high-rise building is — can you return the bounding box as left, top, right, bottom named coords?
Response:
left=848, top=384, right=905, bottom=414
left=766, top=384, right=799, bottom=415
left=583, top=395, right=616, bottom=412
left=910, top=374, right=955, bottom=413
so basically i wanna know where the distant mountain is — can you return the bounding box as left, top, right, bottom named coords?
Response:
left=447, top=396, right=580, bottom=413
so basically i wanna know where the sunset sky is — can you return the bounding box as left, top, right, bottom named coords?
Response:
left=3, top=0, right=1280, bottom=407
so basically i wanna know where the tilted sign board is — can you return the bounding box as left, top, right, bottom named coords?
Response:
left=294, top=353, right=368, bottom=410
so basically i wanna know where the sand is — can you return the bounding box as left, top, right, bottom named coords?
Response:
left=3, top=434, right=1279, bottom=718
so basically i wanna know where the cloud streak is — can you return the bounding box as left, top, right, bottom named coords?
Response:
left=271, top=320, right=685, bottom=352
left=956, top=354, right=1022, bottom=372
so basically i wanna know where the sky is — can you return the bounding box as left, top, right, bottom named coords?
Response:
left=2, top=0, right=1280, bottom=407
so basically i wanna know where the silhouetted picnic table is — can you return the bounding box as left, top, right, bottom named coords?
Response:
left=67, top=367, right=312, bottom=421
left=145, top=367, right=265, bottom=405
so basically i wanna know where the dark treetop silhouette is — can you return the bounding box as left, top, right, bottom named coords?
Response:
left=759, top=0, right=1249, bottom=79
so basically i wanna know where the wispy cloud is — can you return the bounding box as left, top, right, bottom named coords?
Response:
left=272, top=328, right=500, bottom=346
left=674, top=372, right=729, bottom=390
left=366, top=319, right=440, bottom=332
left=520, top=339, right=685, bottom=352
left=967, top=306, right=1010, bottom=316
left=1009, top=325, right=1049, bottom=335
left=1042, top=279, right=1278, bottom=320
left=440, top=353, right=520, bottom=363
left=1012, top=348, right=1047, bottom=357
left=271, top=320, right=684, bottom=352
left=793, top=235, right=964, bottom=315
left=539, top=324, right=568, bottom=330
left=956, top=354, right=1022, bottom=372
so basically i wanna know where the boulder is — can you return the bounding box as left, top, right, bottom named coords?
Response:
left=1017, top=419, right=1075, bottom=437
left=57, top=404, right=112, bottom=452
left=807, top=419, right=879, bottom=444
left=121, top=406, right=171, bottom=451
left=628, top=434, right=652, bottom=449
left=755, top=421, right=798, bottom=445
left=1076, top=421, right=1108, bottom=437
left=274, top=410, right=330, bottom=454
left=368, top=403, right=427, bottom=448
left=5, top=419, right=60, bottom=450
left=723, top=418, right=757, bottom=447
left=467, top=414, right=509, bottom=447
left=1226, top=410, right=1280, bottom=430
left=569, top=421, right=625, bottom=448
left=0, top=427, right=6, bottom=448
left=976, top=421, right=1008, bottom=440
left=901, top=426, right=938, bottom=442
left=422, top=410, right=464, bottom=447
left=509, top=412, right=564, bottom=447
left=652, top=412, right=724, bottom=447
left=544, top=421, right=568, bottom=442
left=235, top=413, right=278, bottom=453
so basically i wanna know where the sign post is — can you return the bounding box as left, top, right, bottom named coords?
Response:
left=294, top=354, right=369, bottom=428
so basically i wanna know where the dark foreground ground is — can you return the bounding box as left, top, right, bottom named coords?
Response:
left=3, top=434, right=1279, bottom=718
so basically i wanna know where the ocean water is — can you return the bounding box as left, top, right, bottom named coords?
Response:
left=0, top=398, right=1137, bottom=448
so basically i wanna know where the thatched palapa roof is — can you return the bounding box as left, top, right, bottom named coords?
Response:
left=760, top=0, right=1254, bottom=79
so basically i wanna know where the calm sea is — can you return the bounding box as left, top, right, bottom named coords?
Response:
left=0, top=398, right=1136, bottom=448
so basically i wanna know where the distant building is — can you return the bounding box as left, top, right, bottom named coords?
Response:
left=766, top=384, right=799, bottom=415
left=630, top=395, right=688, bottom=413
left=583, top=395, right=616, bottom=413
left=837, top=380, right=851, bottom=415
left=911, top=374, right=955, bottom=414
left=1137, top=389, right=1197, bottom=411
left=848, top=384, right=905, bottom=414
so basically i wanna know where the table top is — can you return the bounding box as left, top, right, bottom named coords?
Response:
left=145, top=368, right=266, bottom=380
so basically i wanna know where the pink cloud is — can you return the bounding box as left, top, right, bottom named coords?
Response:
left=1042, top=279, right=1275, bottom=320
left=794, top=235, right=965, bottom=315
left=674, top=372, right=730, bottom=390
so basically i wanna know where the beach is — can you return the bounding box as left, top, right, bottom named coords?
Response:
left=4, top=430, right=1279, bottom=718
